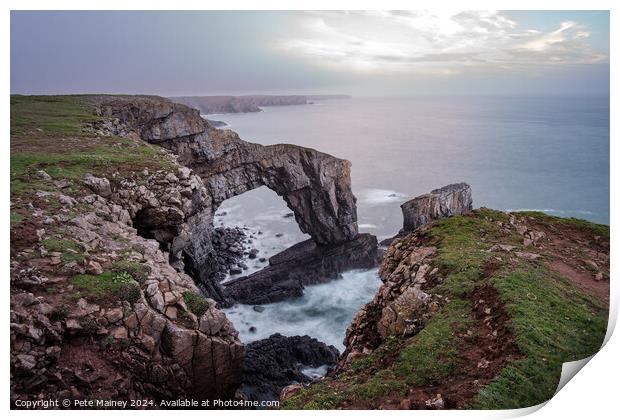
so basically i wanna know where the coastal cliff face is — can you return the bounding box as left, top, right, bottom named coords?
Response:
left=10, top=96, right=245, bottom=403
left=282, top=209, right=609, bottom=409
left=10, top=94, right=365, bottom=405
left=93, top=96, right=358, bottom=247
left=12, top=94, right=607, bottom=411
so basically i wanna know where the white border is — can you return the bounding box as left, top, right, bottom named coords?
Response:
left=2, top=1, right=616, bottom=420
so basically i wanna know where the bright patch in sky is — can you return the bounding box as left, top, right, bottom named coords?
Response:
left=281, top=11, right=607, bottom=74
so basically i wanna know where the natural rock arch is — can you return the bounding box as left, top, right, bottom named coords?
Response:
left=93, top=96, right=362, bottom=303
left=95, top=97, right=359, bottom=246
left=200, top=141, right=358, bottom=246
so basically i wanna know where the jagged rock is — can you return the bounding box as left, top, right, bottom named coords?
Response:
left=240, top=334, right=339, bottom=403
left=487, top=244, right=516, bottom=252
left=65, top=319, right=82, bottom=332
left=36, top=170, right=52, bottom=181
left=16, top=354, right=37, bottom=371
left=111, top=326, right=128, bottom=339
left=86, top=260, right=103, bottom=275
left=83, top=173, right=112, bottom=197
left=58, top=194, right=77, bottom=207
left=280, top=383, right=305, bottom=401
left=515, top=251, right=541, bottom=260
left=339, top=234, right=440, bottom=366
left=11, top=95, right=369, bottom=406
left=105, top=308, right=124, bottom=324
left=225, top=234, right=380, bottom=305
left=401, top=183, right=473, bottom=232
left=177, top=166, right=191, bottom=180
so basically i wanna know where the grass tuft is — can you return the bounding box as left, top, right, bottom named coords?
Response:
left=183, top=291, right=210, bottom=317
left=72, top=271, right=141, bottom=304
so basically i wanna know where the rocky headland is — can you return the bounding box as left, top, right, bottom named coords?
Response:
left=170, top=94, right=351, bottom=115
left=10, top=94, right=609, bottom=410
left=401, top=183, right=473, bottom=232
left=282, top=208, right=609, bottom=409
left=9, top=94, right=373, bottom=406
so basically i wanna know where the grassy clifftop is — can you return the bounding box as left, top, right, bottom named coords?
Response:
left=10, top=95, right=173, bottom=211
left=283, top=209, right=609, bottom=409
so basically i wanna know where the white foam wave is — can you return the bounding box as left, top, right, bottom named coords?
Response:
left=359, top=189, right=408, bottom=206
left=223, top=269, right=381, bottom=351
left=358, top=223, right=378, bottom=229
left=301, top=365, right=329, bottom=379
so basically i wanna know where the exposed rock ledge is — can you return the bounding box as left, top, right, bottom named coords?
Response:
left=89, top=96, right=361, bottom=303
left=225, top=234, right=380, bottom=305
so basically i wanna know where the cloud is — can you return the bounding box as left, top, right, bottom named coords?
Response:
left=280, top=11, right=607, bottom=74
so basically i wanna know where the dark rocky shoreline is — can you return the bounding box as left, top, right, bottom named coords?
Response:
left=239, top=334, right=339, bottom=404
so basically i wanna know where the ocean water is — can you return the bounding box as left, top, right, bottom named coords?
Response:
left=223, top=269, right=381, bottom=351
left=217, top=95, right=609, bottom=349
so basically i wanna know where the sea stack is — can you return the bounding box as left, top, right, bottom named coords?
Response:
left=401, top=183, right=473, bottom=232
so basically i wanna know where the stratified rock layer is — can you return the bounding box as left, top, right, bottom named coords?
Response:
left=401, top=183, right=473, bottom=232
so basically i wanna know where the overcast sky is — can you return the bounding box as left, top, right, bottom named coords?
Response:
left=10, top=10, right=610, bottom=96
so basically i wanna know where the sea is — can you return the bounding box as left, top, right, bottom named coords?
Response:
left=215, top=95, right=610, bottom=351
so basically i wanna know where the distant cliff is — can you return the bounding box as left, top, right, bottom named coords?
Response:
left=170, top=94, right=351, bottom=114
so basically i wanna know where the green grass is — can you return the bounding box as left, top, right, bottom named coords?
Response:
left=284, top=210, right=608, bottom=410
left=515, top=211, right=609, bottom=238
left=10, top=211, right=23, bottom=227
left=42, top=237, right=85, bottom=263
left=349, top=335, right=400, bottom=372
left=284, top=380, right=347, bottom=410
left=111, top=259, right=151, bottom=284
left=10, top=95, right=174, bottom=198
left=11, top=143, right=168, bottom=194
left=183, top=291, right=210, bottom=317
left=353, top=299, right=472, bottom=400
left=11, top=95, right=99, bottom=136
left=72, top=271, right=141, bottom=303
left=472, top=267, right=607, bottom=409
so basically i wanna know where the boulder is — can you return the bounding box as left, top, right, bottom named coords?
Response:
left=83, top=173, right=112, bottom=198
